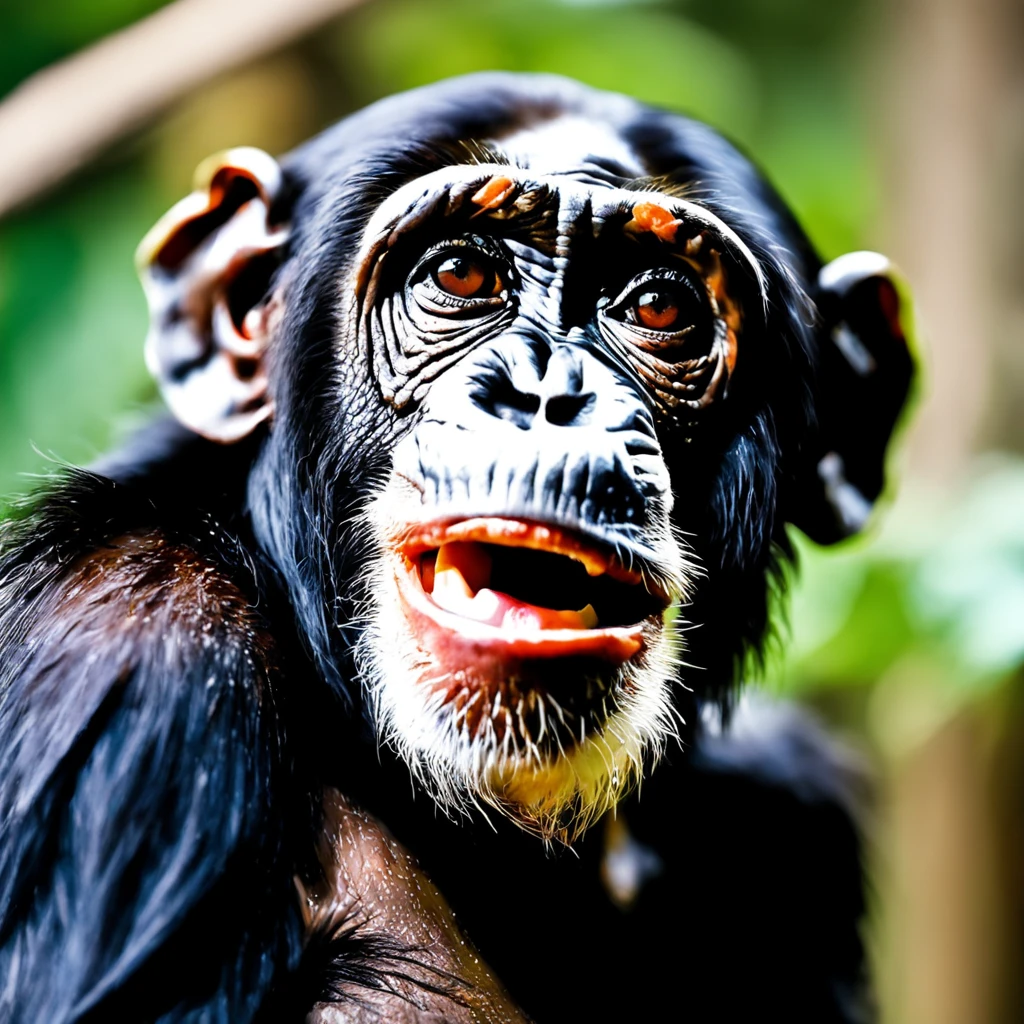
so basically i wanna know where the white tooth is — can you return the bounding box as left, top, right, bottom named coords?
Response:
left=577, top=604, right=599, bottom=628
left=432, top=566, right=473, bottom=612
left=433, top=571, right=503, bottom=624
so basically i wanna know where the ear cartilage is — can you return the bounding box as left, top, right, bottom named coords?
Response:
left=137, top=148, right=289, bottom=443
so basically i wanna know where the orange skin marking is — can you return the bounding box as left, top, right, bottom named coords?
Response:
left=724, top=327, right=739, bottom=375
left=627, top=202, right=683, bottom=244
left=471, top=175, right=516, bottom=211
left=683, top=247, right=741, bottom=376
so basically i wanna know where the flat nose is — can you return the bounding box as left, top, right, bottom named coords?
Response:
left=482, top=344, right=596, bottom=430
left=537, top=347, right=595, bottom=426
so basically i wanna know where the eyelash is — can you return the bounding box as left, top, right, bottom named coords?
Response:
left=602, top=268, right=705, bottom=335
left=412, top=239, right=512, bottom=303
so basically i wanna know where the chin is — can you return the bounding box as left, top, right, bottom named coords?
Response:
left=359, top=484, right=691, bottom=843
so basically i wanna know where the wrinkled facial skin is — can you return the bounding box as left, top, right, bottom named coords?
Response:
left=142, top=76, right=910, bottom=853
left=347, top=160, right=764, bottom=841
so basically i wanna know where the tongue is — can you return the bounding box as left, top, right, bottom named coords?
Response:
left=429, top=541, right=599, bottom=631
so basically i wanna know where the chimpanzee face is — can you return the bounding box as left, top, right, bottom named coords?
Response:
left=136, top=76, right=914, bottom=842
left=348, top=140, right=768, bottom=837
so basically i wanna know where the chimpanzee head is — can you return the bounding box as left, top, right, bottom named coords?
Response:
left=136, top=73, right=914, bottom=840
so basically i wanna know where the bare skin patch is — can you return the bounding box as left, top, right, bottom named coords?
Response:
left=625, top=201, right=683, bottom=244
left=470, top=175, right=517, bottom=212
left=304, top=790, right=529, bottom=1023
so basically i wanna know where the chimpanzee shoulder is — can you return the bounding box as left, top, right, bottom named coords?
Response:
left=0, top=430, right=306, bottom=1021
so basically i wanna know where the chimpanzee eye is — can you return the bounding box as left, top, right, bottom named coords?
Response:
left=632, top=288, right=682, bottom=331
left=606, top=269, right=709, bottom=341
left=431, top=253, right=502, bottom=299
left=405, top=240, right=514, bottom=330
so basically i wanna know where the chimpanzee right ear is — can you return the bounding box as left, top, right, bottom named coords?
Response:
left=136, top=148, right=291, bottom=443
left=788, top=252, right=918, bottom=545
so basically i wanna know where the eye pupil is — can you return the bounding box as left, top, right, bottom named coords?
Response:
left=635, top=289, right=679, bottom=330
left=435, top=256, right=490, bottom=298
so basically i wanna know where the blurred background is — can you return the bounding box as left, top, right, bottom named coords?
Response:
left=0, top=0, right=1021, bottom=1019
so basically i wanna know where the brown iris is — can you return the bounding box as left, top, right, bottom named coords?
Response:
left=634, top=289, right=680, bottom=330
left=434, top=255, right=500, bottom=298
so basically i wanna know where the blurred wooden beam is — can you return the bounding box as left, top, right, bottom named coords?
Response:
left=0, top=0, right=368, bottom=218
left=867, top=1, right=1021, bottom=1019
left=879, top=0, right=1015, bottom=483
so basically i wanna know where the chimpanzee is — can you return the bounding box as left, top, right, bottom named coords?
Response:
left=0, top=73, right=914, bottom=1022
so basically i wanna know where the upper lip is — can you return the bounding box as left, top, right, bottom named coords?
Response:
left=395, top=516, right=670, bottom=633
left=397, top=517, right=670, bottom=601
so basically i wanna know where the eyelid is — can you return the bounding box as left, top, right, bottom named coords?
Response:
left=605, top=266, right=699, bottom=310
left=409, top=236, right=514, bottom=313
left=412, top=235, right=510, bottom=281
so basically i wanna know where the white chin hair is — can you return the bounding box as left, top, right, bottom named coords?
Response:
left=355, top=554, right=685, bottom=844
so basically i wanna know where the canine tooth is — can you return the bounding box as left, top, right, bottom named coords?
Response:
left=549, top=604, right=598, bottom=629
left=432, top=563, right=473, bottom=607
left=570, top=552, right=607, bottom=577
left=436, top=541, right=492, bottom=592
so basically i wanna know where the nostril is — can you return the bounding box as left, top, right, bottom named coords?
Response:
left=545, top=393, right=595, bottom=427
left=497, top=392, right=541, bottom=429
left=473, top=377, right=541, bottom=430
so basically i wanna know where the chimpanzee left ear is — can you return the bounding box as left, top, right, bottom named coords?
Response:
left=136, top=147, right=290, bottom=442
left=788, top=252, right=918, bottom=545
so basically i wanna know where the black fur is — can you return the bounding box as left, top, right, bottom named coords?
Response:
left=0, top=462, right=305, bottom=1020
left=0, top=74, right=910, bottom=1021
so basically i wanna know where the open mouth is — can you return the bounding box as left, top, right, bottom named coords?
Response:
left=394, top=517, right=668, bottom=664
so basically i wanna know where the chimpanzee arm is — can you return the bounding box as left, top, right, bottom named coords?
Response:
left=0, top=471, right=304, bottom=1023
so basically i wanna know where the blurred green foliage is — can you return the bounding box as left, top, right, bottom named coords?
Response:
left=0, top=0, right=166, bottom=96
left=774, top=459, right=1024, bottom=736
left=0, top=173, right=158, bottom=488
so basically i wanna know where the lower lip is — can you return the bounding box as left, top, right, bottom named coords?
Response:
left=393, top=554, right=646, bottom=664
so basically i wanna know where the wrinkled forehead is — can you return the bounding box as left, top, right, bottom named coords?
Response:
left=354, top=159, right=767, bottom=303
